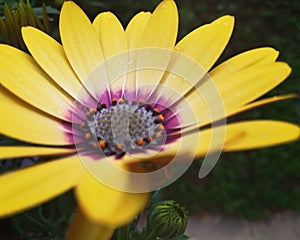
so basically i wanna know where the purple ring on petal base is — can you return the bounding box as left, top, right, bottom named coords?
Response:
left=71, top=48, right=227, bottom=193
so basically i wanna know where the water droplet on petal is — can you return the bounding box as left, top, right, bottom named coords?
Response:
left=223, top=21, right=231, bottom=27
left=55, top=108, right=62, bottom=115
left=128, top=59, right=134, bottom=65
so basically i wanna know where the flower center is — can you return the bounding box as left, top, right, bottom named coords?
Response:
left=83, top=98, right=166, bottom=158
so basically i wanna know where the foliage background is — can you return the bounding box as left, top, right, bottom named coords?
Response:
left=0, top=0, right=299, bottom=238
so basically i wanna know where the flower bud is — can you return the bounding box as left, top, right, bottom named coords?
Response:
left=148, top=200, right=188, bottom=239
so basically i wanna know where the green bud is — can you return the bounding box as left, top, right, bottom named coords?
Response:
left=148, top=200, right=188, bottom=239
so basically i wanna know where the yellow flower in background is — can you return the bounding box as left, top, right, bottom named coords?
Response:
left=0, top=0, right=299, bottom=239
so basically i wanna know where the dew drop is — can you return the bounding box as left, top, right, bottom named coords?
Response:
left=128, top=59, right=134, bottom=65
left=223, top=22, right=231, bottom=27
left=17, top=77, right=25, bottom=84
left=35, top=82, right=42, bottom=88
left=226, top=63, right=235, bottom=72
left=160, top=2, right=167, bottom=8
left=24, top=89, right=31, bottom=97
left=55, top=108, right=63, bottom=115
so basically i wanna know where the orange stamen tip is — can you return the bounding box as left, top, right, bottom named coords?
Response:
left=145, top=136, right=152, bottom=143
left=118, top=98, right=124, bottom=104
left=153, top=108, right=159, bottom=113
left=158, top=124, right=164, bottom=130
left=92, top=142, right=98, bottom=148
left=158, top=114, right=164, bottom=121
left=155, top=132, right=162, bottom=138
left=115, top=143, right=122, bottom=151
left=136, top=138, right=144, bottom=146
left=99, top=140, right=106, bottom=148
left=85, top=132, right=92, bottom=140
left=87, top=108, right=95, bottom=114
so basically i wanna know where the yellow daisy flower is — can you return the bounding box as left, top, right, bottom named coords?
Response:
left=0, top=0, right=299, bottom=239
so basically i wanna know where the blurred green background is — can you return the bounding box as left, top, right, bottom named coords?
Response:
left=0, top=0, right=299, bottom=238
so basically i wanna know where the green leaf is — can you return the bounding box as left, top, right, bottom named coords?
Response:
left=147, top=189, right=163, bottom=210
left=171, top=234, right=190, bottom=240
left=129, top=230, right=144, bottom=240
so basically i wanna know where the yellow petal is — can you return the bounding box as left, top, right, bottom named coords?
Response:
left=210, top=47, right=279, bottom=78
left=66, top=209, right=114, bottom=240
left=93, top=12, right=128, bottom=94
left=180, top=93, right=297, bottom=132
left=125, top=0, right=178, bottom=94
left=222, top=120, right=300, bottom=151
left=224, top=94, right=297, bottom=121
left=93, top=12, right=127, bottom=59
left=139, top=0, right=178, bottom=48
left=0, top=85, right=71, bottom=145
left=175, top=15, right=234, bottom=71
left=0, top=156, right=83, bottom=217
left=154, top=16, right=234, bottom=104
left=152, top=16, right=234, bottom=111
left=206, top=48, right=284, bottom=108
left=22, top=27, right=84, bottom=100
left=0, top=146, right=75, bottom=160
left=75, top=165, right=149, bottom=226
left=125, top=12, right=151, bottom=49
left=195, top=120, right=299, bottom=155
left=167, top=47, right=279, bottom=113
left=60, top=1, right=103, bottom=82
left=124, top=12, right=151, bottom=93
left=123, top=119, right=299, bottom=166
left=214, top=62, right=291, bottom=107
left=179, top=61, right=291, bottom=128
left=0, top=45, right=73, bottom=121
left=197, top=120, right=299, bottom=177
